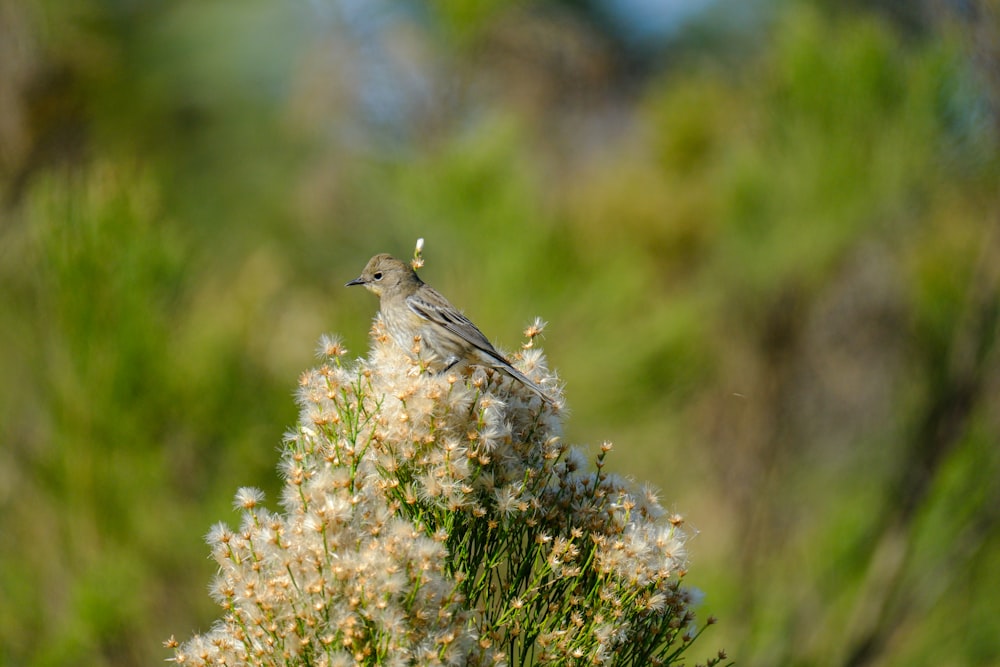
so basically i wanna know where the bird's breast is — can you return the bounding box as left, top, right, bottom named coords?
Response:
left=381, top=303, right=464, bottom=366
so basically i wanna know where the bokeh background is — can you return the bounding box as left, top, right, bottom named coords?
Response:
left=2, top=0, right=999, bottom=665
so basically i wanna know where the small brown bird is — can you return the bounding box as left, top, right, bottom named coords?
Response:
left=347, top=254, right=554, bottom=405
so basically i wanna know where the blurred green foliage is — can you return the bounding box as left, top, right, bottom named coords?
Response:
left=2, top=0, right=999, bottom=666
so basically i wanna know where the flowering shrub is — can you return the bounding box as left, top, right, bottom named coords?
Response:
left=168, top=318, right=722, bottom=666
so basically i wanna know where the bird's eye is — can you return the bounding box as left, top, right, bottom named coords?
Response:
left=373, top=272, right=383, bottom=281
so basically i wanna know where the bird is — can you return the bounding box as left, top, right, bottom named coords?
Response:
left=346, top=253, right=555, bottom=405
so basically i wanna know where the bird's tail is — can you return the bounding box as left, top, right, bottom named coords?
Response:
left=494, top=360, right=556, bottom=406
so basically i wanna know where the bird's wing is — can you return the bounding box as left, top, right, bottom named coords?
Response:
left=406, top=289, right=504, bottom=360
left=408, top=287, right=555, bottom=405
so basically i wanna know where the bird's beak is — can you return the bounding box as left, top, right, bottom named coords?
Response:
left=345, top=276, right=365, bottom=287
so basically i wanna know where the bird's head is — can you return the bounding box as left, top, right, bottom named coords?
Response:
left=345, top=253, right=419, bottom=297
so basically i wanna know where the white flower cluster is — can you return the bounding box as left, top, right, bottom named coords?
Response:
left=170, top=320, right=711, bottom=666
